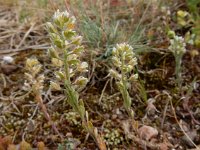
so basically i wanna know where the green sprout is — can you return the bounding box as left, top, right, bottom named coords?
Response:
left=46, top=10, right=106, bottom=150
left=109, top=43, right=138, bottom=118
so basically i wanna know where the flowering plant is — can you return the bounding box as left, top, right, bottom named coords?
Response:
left=109, top=43, right=138, bottom=118
left=168, top=31, right=186, bottom=87
left=24, top=58, right=61, bottom=138
left=46, top=10, right=106, bottom=150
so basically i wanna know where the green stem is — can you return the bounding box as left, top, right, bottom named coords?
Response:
left=120, top=54, right=132, bottom=117
left=63, top=50, right=70, bottom=81
left=63, top=49, right=85, bottom=120
left=175, top=54, right=182, bottom=88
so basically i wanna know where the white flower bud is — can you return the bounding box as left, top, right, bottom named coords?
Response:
left=63, top=30, right=76, bottom=39
left=169, top=35, right=186, bottom=55
left=127, top=65, right=133, bottom=72
left=74, top=76, right=88, bottom=87
left=109, top=69, right=121, bottom=80
left=112, top=47, right=117, bottom=56
left=128, top=57, right=137, bottom=66
left=129, top=74, right=138, bottom=81
left=77, top=62, right=88, bottom=72
left=51, top=58, right=63, bottom=67
left=23, top=81, right=31, bottom=91
left=73, top=46, right=84, bottom=54
left=71, top=36, right=82, bottom=45
left=68, top=54, right=78, bottom=61
left=55, top=71, right=65, bottom=80
left=48, top=47, right=59, bottom=58
left=69, top=68, right=75, bottom=77
left=46, top=22, right=57, bottom=33
left=50, top=81, right=61, bottom=91
left=112, top=56, right=121, bottom=67
left=53, top=10, right=70, bottom=26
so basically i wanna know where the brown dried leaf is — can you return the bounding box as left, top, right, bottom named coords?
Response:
left=0, top=64, right=18, bottom=75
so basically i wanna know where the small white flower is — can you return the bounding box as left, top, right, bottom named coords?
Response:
left=77, top=62, right=88, bottom=72
left=71, top=36, right=82, bottom=45
left=169, top=35, right=186, bottom=55
left=53, top=9, right=69, bottom=20
left=109, top=69, right=121, bottom=80
left=55, top=71, right=65, bottom=80
left=50, top=81, right=61, bottom=91
left=129, top=74, right=138, bottom=81
left=112, top=56, right=121, bottom=67
left=127, top=65, right=133, bottom=71
left=128, top=57, right=137, bottom=66
left=71, top=16, right=76, bottom=24
left=74, top=76, right=88, bottom=86
left=23, top=81, right=31, bottom=91
left=69, top=68, right=74, bottom=74
left=51, top=58, right=63, bottom=67
left=68, top=54, right=78, bottom=61
left=116, top=43, right=133, bottom=52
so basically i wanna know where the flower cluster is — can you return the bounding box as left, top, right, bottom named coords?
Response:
left=46, top=10, right=89, bottom=92
left=24, top=58, right=44, bottom=93
left=169, top=35, right=186, bottom=56
left=110, top=43, right=138, bottom=81
left=109, top=43, right=138, bottom=117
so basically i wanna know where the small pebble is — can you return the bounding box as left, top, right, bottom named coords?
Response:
left=2, top=56, right=14, bottom=64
